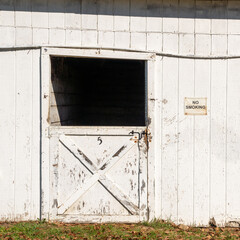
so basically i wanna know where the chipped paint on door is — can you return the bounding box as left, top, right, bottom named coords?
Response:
left=41, top=49, right=155, bottom=223
left=49, top=130, right=148, bottom=222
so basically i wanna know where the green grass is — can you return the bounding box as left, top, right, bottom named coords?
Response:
left=0, top=220, right=240, bottom=239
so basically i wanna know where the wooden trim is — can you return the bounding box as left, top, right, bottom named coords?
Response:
left=41, top=53, right=51, bottom=220
left=49, top=126, right=147, bottom=136
left=41, top=47, right=156, bottom=222
left=42, top=47, right=155, bottom=61
left=52, top=215, right=140, bottom=223
left=147, top=58, right=157, bottom=221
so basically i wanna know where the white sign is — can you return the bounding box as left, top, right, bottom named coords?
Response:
left=184, top=98, right=207, bottom=115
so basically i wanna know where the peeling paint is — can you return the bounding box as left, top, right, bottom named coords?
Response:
left=52, top=199, right=58, bottom=208
left=77, top=149, right=93, bottom=166
left=112, top=145, right=127, bottom=158
left=162, top=99, right=168, bottom=104
left=141, top=180, right=146, bottom=194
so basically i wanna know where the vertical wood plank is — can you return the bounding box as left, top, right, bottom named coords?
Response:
left=178, top=0, right=194, bottom=34
left=212, top=35, right=227, bottom=56
left=32, top=0, right=48, bottom=28
left=211, top=0, right=227, bottom=35
left=131, top=32, right=146, bottom=50
left=65, top=30, right=81, bottom=46
left=48, top=0, right=65, bottom=29
left=114, top=32, right=130, bottom=49
left=161, top=57, right=178, bottom=222
left=139, top=134, right=149, bottom=221
left=162, top=0, right=178, bottom=33
left=178, top=58, right=194, bottom=225
left=15, top=27, right=32, bottom=46
left=0, top=0, right=15, bottom=26
left=147, top=58, right=156, bottom=220
left=130, top=0, right=147, bottom=32
left=228, top=1, right=240, bottom=35
left=98, top=0, right=114, bottom=31
left=65, top=0, right=81, bottom=29
left=33, top=28, right=49, bottom=46
left=0, top=52, right=15, bottom=220
left=0, top=27, right=15, bottom=47
left=14, top=50, right=33, bottom=221
left=49, top=29, right=65, bottom=46
left=228, top=35, right=240, bottom=56
left=226, top=59, right=240, bottom=222
left=193, top=35, right=211, bottom=226
left=96, top=0, right=115, bottom=49
left=114, top=0, right=129, bottom=31
left=153, top=56, right=162, bottom=219
left=41, top=50, right=51, bottom=220
left=15, top=0, right=32, bottom=27
left=163, top=33, right=178, bottom=54
left=194, top=60, right=210, bottom=225
left=81, top=30, right=97, bottom=47
left=49, top=136, right=59, bottom=220
left=31, top=49, right=41, bottom=219
left=195, top=0, right=211, bottom=34
left=179, top=34, right=194, bottom=55
left=195, top=34, right=211, bottom=56
left=98, top=31, right=114, bottom=48
left=210, top=59, right=227, bottom=226
left=82, top=0, right=97, bottom=30
left=210, top=35, right=228, bottom=224
left=146, top=0, right=162, bottom=32
left=147, top=33, right=162, bottom=52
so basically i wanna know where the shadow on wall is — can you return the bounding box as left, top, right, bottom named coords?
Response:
left=0, top=0, right=240, bottom=20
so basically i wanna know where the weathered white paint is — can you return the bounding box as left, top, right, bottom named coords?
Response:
left=0, top=0, right=240, bottom=226
left=57, top=135, right=139, bottom=215
left=41, top=48, right=154, bottom=222
left=0, top=49, right=40, bottom=221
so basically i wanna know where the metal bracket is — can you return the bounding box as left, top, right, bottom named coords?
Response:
left=129, top=130, right=149, bottom=140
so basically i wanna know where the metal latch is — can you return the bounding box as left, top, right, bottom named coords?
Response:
left=129, top=130, right=149, bottom=140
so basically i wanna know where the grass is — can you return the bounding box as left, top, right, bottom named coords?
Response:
left=0, top=220, right=240, bottom=239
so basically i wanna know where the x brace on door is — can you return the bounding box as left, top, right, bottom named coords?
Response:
left=57, top=135, right=140, bottom=215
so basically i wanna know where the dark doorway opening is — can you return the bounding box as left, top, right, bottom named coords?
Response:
left=50, top=56, right=146, bottom=126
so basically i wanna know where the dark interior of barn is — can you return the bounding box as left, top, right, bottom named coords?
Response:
left=50, top=56, right=146, bottom=126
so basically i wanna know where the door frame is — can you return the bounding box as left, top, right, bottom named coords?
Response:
left=40, top=47, right=157, bottom=222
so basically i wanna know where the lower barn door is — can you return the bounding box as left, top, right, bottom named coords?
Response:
left=49, top=128, right=148, bottom=223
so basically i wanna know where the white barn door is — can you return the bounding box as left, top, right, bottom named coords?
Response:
left=41, top=48, right=156, bottom=223
left=49, top=128, right=148, bottom=222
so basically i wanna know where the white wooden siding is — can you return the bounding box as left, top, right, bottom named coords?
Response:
left=0, top=0, right=236, bottom=55
left=0, top=50, right=40, bottom=220
left=0, top=0, right=240, bottom=226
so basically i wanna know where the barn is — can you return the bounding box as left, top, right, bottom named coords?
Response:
left=0, top=0, right=240, bottom=227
